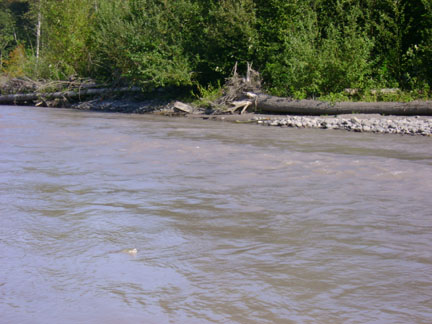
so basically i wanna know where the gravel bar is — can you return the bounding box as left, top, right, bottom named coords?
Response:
left=253, top=115, right=432, bottom=136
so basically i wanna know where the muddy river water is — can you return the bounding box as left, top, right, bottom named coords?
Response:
left=1, top=105, right=432, bottom=323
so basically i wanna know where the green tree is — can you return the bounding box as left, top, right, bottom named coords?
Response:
left=401, top=0, right=432, bottom=89
left=36, top=0, right=95, bottom=78
left=90, top=0, right=196, bottom=88
left=0, top=8, right=16, bottom=67
left=187, top=0, right=258, bottom=85
left=255, top=0, right=374, bottom=97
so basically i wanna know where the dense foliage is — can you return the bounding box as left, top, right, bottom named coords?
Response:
left=1, top=0, right=431, bottom=98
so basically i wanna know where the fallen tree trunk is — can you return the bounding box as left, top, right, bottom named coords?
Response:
left=254, top=95, right=432, bottom=116
left=0, top=87, right=141, bottom=105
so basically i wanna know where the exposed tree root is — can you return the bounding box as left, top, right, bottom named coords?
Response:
left=210, top=63, right=432, bottom=116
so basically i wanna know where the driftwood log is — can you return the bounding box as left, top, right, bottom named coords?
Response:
left=0, top=87, right=141, bottom=105
left=216, top=63, right=432, bottom=116
left=253, top=95, right=432, bottom=116
left=173, top=101, right=194, bottom=113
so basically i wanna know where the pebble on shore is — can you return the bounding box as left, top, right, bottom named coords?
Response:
left=254, top=115, right=432, bottom=136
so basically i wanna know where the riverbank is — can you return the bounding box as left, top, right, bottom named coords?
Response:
left=1, top=78, right=431, bottom=136
left=1, top=96, right=431, bottom=136
left=69, top=97, right=432, bottom=136
left=245, top=114, right=432, bottom=136
left=185, top=112, right=432, bottom=136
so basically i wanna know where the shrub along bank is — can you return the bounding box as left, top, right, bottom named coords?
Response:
left=0, top=0, right=431, bottom=101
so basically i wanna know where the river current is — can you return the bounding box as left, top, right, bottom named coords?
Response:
left=1, top=105, right=431, bottom=323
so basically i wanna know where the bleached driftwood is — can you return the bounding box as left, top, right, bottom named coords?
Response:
left=227, top=100, right=252, bottom=114
left=173, top=101, right=194, bottom=113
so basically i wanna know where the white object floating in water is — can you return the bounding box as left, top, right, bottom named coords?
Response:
left=122, top=248, right=138, bottom=256
left=128, top=248, right=138, bottom=255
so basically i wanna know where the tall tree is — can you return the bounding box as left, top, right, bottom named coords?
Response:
left=35, top=0, right=41, bottom=60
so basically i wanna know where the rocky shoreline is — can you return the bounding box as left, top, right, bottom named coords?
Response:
left=2, top=95, right=432, bottom=136
left=63, top=98, right=432, bottom=136
left=251, top=114, right=432, bottom=136
left=1, top=77, right=432, bottom=136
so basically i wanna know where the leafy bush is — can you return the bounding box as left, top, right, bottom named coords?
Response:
left=401, top=0, right=432, bottom=90
left=39, top=0, right=94, bottom=78
left=3, top=44, right=27, bottom=77
left=187, top=0, right=258, bottom=85
left=260, top=1, right=374, bottom=98
left=0, top=9, right=16, bottom=68
left=90, top=0, right=196, bottom=89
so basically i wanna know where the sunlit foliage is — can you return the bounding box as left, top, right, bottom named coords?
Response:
left=1, top=0, right=431, bottom=97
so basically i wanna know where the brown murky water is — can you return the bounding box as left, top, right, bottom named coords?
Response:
left=1, top=105, right=432, bottom=323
